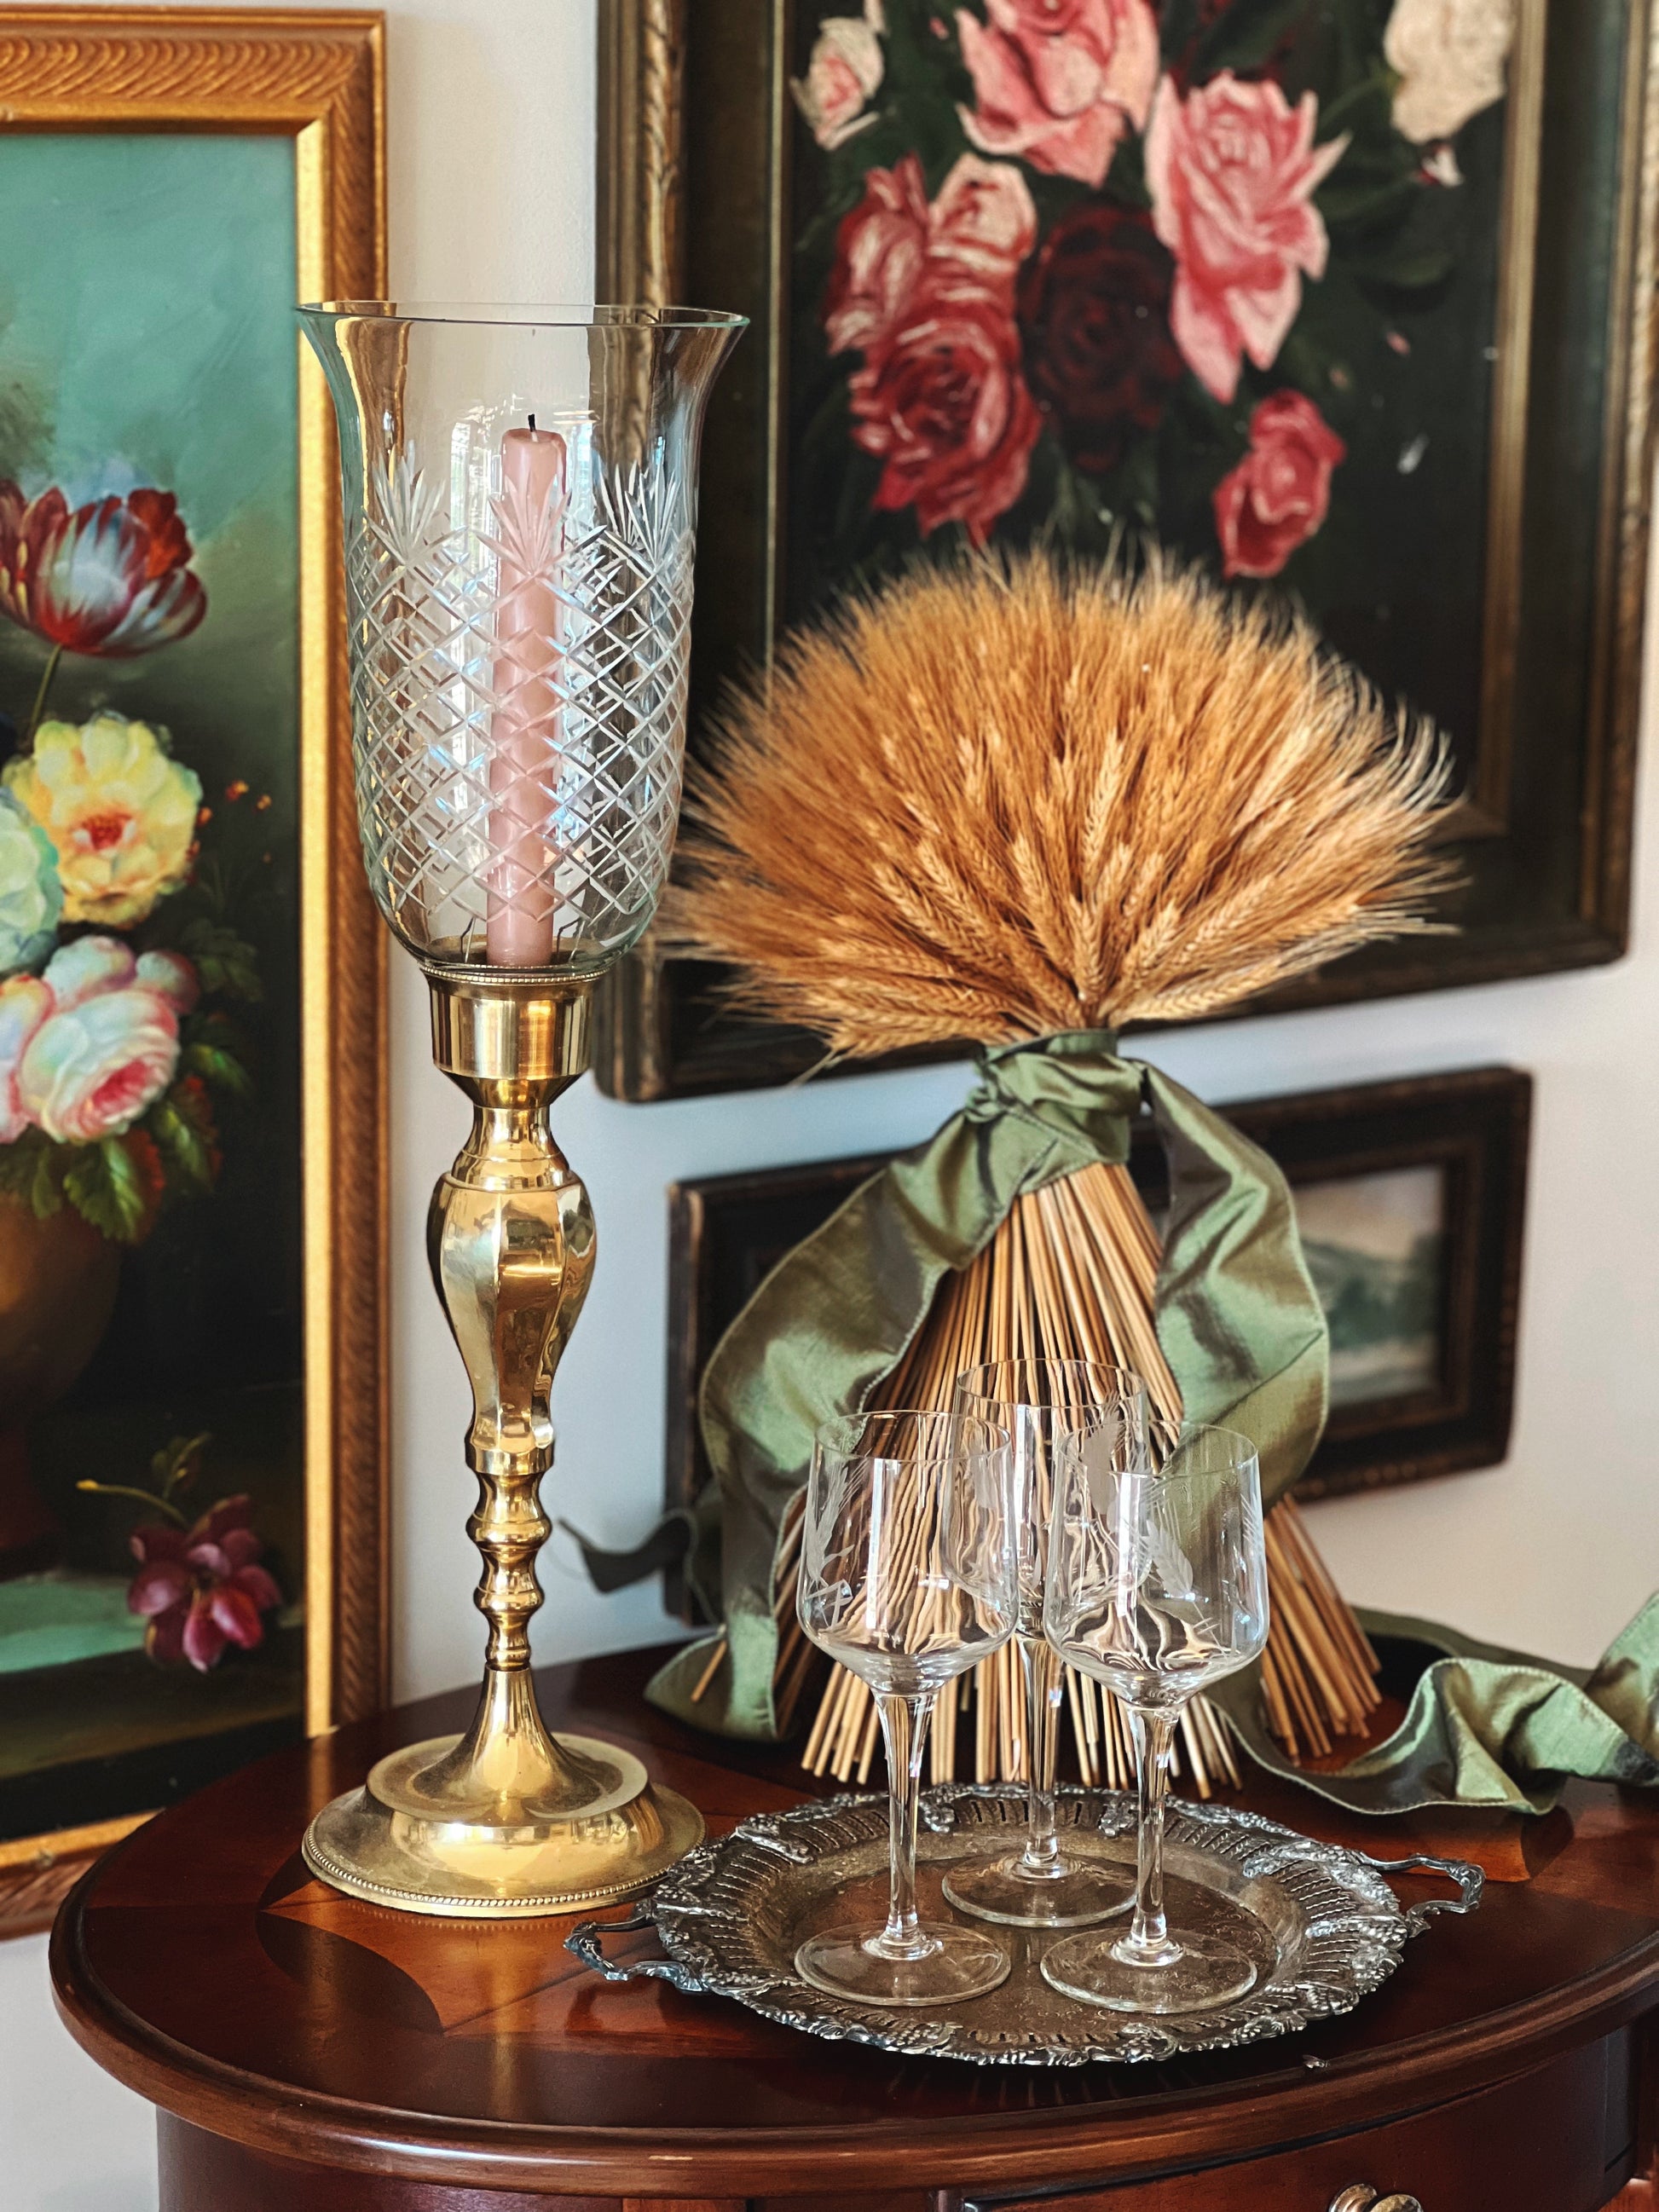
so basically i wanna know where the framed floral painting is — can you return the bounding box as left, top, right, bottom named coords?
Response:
left=0, top=9, right=387, bottom=1937
left=598, top=0, right=1656, bottom=1097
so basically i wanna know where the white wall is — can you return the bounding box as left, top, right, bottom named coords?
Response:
left=9, top=1, right=1659, bottom=2205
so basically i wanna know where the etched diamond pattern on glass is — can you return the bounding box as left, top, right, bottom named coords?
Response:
left=344, top=436, right=694, bottom=972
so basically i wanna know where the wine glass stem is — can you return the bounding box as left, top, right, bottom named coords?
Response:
left=1017, top=1632, right=1063, bottom=1874
left=875, top=1692, right=933, bottom=1959
left=1122, top=1704, right=1181, bottom=1965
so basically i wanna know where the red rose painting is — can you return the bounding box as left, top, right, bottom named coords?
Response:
left=1214, top=392, right=1347, bottom=578
left=828, top=153, right=1041, bottom=541
left=1017, top=205, right=1183, bottom=476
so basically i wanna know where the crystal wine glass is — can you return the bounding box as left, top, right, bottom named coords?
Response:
left=795, top=1408, right=1019, bottom=2007
left=1042, top=1420, right=1269, bottom=2013
left=941, top=1360, right=1147, bottom=1930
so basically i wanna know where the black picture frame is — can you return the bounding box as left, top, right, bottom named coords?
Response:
left=665, top=1066, right=1531, bottom=1614
left=598, top=0, right=1652, bottom=1101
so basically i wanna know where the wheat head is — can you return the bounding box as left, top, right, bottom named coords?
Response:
left=671, top=552, right=1458, bottom=1058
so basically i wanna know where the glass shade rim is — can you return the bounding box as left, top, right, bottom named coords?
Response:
left=296, top=299, right=749, bottom=332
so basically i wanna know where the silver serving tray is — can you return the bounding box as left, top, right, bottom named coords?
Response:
left=567, top=1785, right=1481, bottom=2065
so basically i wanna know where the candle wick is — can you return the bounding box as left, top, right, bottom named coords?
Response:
left=528, top=413, right=536, bottom=431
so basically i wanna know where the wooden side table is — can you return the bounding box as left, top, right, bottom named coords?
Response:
left=50, top=1646, right=1659, bottom=2209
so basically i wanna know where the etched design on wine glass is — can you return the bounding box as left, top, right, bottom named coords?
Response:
left=940, top=1361, right=1148, bottom=1932
left=1043, top=1418, right=1269, bottom=2014
left=795, top=1408, right=1019, bottom=2007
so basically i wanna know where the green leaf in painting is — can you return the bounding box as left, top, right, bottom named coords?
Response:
left=1193, top=0, right=1315, bottom=78
left=1349, top=245, right=1456, bottom=291
left=1159, top=0, right=1203, bottom=67
left=62, top=1138, right=148, bottom=1245
left=0, top=1128, right=63, bottom=1219
left=28, top=1141, right=61, bottom=1220
left=149, top=1086, right=217, bottom=1193
left=1319, top=172, right=1421, bottom=229
left=181, top=1038, right=253, bottom=1099
left=177, top=918, right=263, bottom=1002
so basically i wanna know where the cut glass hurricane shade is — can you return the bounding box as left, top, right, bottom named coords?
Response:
left=298, top=303, right=745, bottom=975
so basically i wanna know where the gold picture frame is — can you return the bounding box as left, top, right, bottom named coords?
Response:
left=0, top=5, right=388, bottom=1937
left=597, top=0, right=1657, bottom=1100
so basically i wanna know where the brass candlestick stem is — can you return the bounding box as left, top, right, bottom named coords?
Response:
left=302, top=976, right=702, bottom=1915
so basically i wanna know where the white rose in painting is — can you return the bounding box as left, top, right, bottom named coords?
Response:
left=0, top=788, right=61, bottom=977
left=792, top=7, right=885, bottom=149
left=1384, top=0, right=1516, bottom=146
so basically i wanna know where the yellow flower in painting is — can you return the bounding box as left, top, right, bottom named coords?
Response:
left=3, top=713, right=202, bottom=927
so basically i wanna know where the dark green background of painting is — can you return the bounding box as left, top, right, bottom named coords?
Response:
left=783, top=0, right=1504, bottom=760
left=0, top=134, right=306, bottom=1839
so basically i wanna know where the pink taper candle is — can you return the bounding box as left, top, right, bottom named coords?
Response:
left=487, top=419, right=567, bottom=967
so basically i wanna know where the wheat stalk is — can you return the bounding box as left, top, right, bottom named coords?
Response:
left=678, top=552, right=1451, bottom=1782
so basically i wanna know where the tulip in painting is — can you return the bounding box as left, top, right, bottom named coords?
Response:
left=0, top=482, right=206, bottom=661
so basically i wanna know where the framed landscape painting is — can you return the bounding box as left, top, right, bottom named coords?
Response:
left=598, top=0, right=1655, bottom=1097
left=0, top=9, right=387, bottom=1936
left=665, top=1065, right=1530, bottom=1614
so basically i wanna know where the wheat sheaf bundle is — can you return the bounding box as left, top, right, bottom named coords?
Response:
left=676, top=552, right=1454, bottom=1057
left=677, top=553, right=1458, bottom=1790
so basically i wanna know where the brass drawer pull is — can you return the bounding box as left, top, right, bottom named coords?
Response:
left=1329, top=2191, right=1424, bottom=2212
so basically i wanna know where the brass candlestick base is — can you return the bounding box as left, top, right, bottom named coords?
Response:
left=303, top=974, right=702, bottom=1916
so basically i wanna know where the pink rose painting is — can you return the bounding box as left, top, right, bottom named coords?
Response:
left=792, top=0, right=1485, bottom=641
left=793, top=3, right=887, bottom=149
left=1214, top=391, right=1347, bottom=578
left=956, top=0, right=1159, bottom=188
left=1146, top=72, right=1349, bottom=406
left=3, top=936, right=187, bottom=1145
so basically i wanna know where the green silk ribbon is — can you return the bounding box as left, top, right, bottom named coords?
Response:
left=642, top=1028, right=1659, bottom=1814
left=646, top=1033, right=1329, bottom=1737
left=1212, top=1603, right=1659, bottom=1815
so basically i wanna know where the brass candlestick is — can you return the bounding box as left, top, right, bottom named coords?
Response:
left=302, top=974, right=702, bottom=1914
left=297, top=302, right=743, bottom=1915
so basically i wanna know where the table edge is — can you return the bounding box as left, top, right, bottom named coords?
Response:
left=49, top=1858, right=1659, bottom=2198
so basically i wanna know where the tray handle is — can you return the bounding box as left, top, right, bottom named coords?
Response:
left=1356, top=1849, right=1484, bottom=1937
left=564, top=1903, right=711, bottom=1995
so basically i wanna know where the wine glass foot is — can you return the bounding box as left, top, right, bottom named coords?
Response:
left=795, top=1921, right=1010, bottom=2007
left=1040, top=1926, right=1257, bottom=2015
left=942, top=1848, right=1132, bottom=1929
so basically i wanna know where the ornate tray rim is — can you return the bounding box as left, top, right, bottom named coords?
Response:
left=568, top=1784, right=1481, bottom=2066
